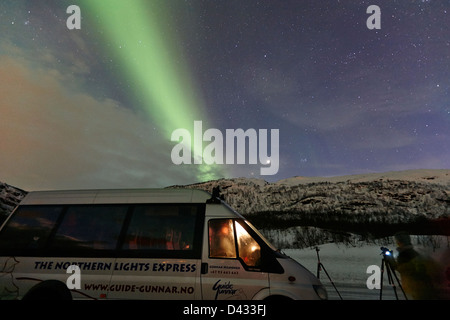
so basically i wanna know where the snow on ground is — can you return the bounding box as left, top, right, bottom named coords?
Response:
left=284, top=236, right=450, bottom=300
left=285, top=243, right=391, bottom=300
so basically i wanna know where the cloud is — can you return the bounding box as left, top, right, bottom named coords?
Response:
left=0, top=52, right=207, bottom=190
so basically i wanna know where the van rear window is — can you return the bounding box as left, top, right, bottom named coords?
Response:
left=121, top=204, right=201, bottom=257
left=0, top=205, right=62, bottom=252
left=48, top=205, right=128, bottom=251
left=0, top=203, right=204, bottom=258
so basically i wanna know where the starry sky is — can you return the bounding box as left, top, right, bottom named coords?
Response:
left=0, top=0, right=449, bottom=190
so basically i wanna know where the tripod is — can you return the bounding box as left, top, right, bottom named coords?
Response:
left=315, top=247, right=343, bottom=300
left=379, top=248, right=407, bottom=300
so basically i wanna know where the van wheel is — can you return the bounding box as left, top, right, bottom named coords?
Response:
left=22, top=280, right=72, bottom=300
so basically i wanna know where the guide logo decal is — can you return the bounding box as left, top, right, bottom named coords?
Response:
left=212, top=280, right=238, bottom=300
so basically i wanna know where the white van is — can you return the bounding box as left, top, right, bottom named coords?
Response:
left=0, top=188, right=327, bottom=300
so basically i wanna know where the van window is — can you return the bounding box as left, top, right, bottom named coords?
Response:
left=208, top=219, right=237, bottom=258
left=49, top=205, right=127, bottom=251
left=244, top=220, right=278, bottom=252
left=122, top=204, right=200, bottom=254
left=209, top=219, right=262, bottom=269
left=235, top=221, right=261, bottom=268
left=0, top=205, right=62, bottom=252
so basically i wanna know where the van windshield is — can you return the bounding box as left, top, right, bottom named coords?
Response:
left=243, top=220, right=278, bottom=252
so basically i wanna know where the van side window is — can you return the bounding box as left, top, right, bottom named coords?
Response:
left=123, top=205, right=198, bottom=252
left=208, top=219, right=237, bottom=258
left=235, top=221, right=261, bottom=268
left=209, top=219, right=262, bottom=268
left=0, top=205, right=62, bottom=252
left=49, top=205, right=127, bottom=251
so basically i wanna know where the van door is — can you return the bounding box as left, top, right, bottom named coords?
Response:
left=201, top=219, right=269, bottom=300
left=107, top=204, right=204, bottom=300
left=45, top=204, right=128, bottom=300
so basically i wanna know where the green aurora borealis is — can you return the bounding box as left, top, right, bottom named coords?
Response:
left=82, top=0, right=221, bottom=182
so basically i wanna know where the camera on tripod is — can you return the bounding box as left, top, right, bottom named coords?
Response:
left=380, top=247, right=393, bottom=257
left=378, top=246, right=407, bottom=300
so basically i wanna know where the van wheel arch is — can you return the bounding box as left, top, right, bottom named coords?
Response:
left=264, top=295, right=293, bottom=301
left=22, top=280, right=72, bottom=300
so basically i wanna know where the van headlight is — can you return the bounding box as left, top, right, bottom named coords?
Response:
left=313, top=285, right=328, bottom=300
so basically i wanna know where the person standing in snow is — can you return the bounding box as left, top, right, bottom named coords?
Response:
left=390, top=232, right=440, bottom=300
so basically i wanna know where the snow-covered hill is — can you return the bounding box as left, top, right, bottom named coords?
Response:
left=171, top=169, right=450, bottom=236
left=277, top=169, right=450, bottom=186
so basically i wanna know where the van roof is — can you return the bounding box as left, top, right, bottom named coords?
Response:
left=19, top=188, right=212, bottom=205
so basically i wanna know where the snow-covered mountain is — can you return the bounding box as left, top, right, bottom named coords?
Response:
left=277, top=169, right=450, bottom=186
left=171, top=169, right=450, bottom=235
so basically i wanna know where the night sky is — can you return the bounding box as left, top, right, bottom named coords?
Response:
left=0, top=0, right=449, bottom=190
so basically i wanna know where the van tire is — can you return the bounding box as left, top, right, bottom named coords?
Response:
left=22, top=280, right=72, bottom=301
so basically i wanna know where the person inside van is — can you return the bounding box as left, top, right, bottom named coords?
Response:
left=165, top=227, right=182, bottom=250
left=209, top=220, right=236, bottom=258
